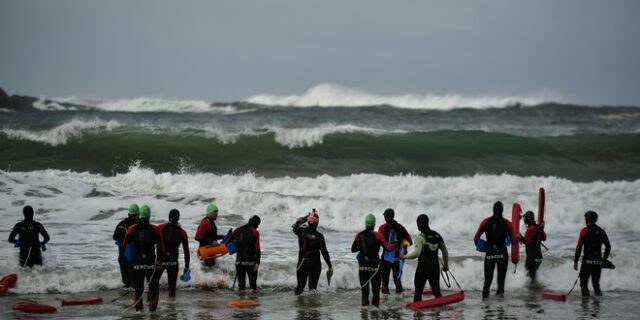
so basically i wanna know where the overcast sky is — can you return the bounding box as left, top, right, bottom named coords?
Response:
left=1, top=1, right=639, bottom=105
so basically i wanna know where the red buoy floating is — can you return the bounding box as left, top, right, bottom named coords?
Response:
left=406, top=291, right=464, bottom=310
left=226, top=299, right=257, bottom=308
left=13, top=303, right=57, bottom=313
left=0, top=273, right=18, bottom=294
left=62, top=296, right=103, bottom=306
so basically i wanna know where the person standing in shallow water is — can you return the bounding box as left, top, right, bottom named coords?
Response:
left=112, top=204, right=139, bottom=288
left=158, top=209, right=190, bottom=298
left=521, top=211, right=546, bottom=282
left=400, top=214, right=449, bottom=302
left=292, top=209, right=333, bottom=295
left=378, top=208, right=412, bottom=294
left=8, top=205, right=50, bottom=267
left=351, top=213, right=396, bottom=307
left=473, top=201, right=516, bottom=298
left=574, top=210, right=611, bottom=296
left=195, top=204, right=225, bottom=267
left=224, top=215, right=261, bottom=291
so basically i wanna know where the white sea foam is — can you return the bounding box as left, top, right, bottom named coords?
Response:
left=1, top=119, right=122, bottom=146
left=246, top=83, right=557, bottom=110
left=35, top=96, right=241, bottom=113
left=1, top=169, right=638, bottom=293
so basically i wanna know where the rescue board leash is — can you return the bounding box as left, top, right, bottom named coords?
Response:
left=23, top=247, right=32, bottom=268
left=359, top=263, right=381, bottom=289
left=566, top=274, right=580, bottom=296
left=122, top=256, right=160, bottom=313
left=440, top=258, right=463, bottom=292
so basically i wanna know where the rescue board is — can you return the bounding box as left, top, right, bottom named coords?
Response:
left=542, top=292, right=566, bottom=301
left=538, top=187, right=545, bottom=225
left=13, top=303, right=57, bottom=313
left=406, top=291, right=464, bottom=310
left=0, top=273, right=17, bottom=294
left=511, top=203, right=522, bottom=265
left=62, top=296, right=103, bottom=306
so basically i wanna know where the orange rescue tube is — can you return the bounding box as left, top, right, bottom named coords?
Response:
left=226, top=299, right=258, bottom=308
left=197, top=244, right=229, bottom=260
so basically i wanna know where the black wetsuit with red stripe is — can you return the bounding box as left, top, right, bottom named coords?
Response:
left=575, top=223, right=611, bottom=296
left=158, top=222, right=190, bottom=297
left=293, top=223, right=332, bottom=295
left=351, top=227, right=396, bottom=306
left=227, top=224, right=261, bottom=290
left=523, top=224, right=546, bottom=281
left=474, top=214, right=513, bottom=298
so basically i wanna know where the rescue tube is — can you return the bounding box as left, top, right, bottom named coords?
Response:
left=410, top=289, right=433, bottom=296
left=538, top=187, right=545, bottom=225
left=197, top=243, right=229, bottom=260
left=542, top=292, right=566, bottom=301
left=195, top=279, right=226, bottom=290
left=406, top=291, right=464, bottom=310
left=62, top=296, right=103, bottom=306
left=0, top=273, right=18, bottom=294
left=511, top=203, right=522, bottom=265
left=13, top=303, right=57, bottom=313
left=226, top=299, right=257, bottom=308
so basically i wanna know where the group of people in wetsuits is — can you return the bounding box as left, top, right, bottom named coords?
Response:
left=7, top=199, right=613, bottom=312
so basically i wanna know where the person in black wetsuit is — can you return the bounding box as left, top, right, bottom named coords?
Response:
left=224, top=215, right=261, bottom=290
left=401, top=214, right=449, bottom=302
left=112, top=203, right=139, bottom=288
left=123, top=205, right=165, bottom=312
left=195, top=204, right=226, bottom=267
left=8, top=205, right=50, bottom=268
left=522, top=211, right=546, bottom=282
left=574, top=210, right=611, bottom=296
left=378, top=208, right=412, bottom=294
left=351, top=213, right=396, bottom=307
left=292, top=209, right=333, bottom=295
left=158, top=209, right=190, bottom=298
left=473, top=201, right=515, bottom=298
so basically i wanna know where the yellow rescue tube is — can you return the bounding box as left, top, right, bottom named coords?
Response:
left=226, top=299, right=257, bottom=308
left=197, top=244, right=229, bottom=260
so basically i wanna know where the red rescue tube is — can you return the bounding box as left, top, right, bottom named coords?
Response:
left=13, top=303, right=57, bottom=313
left=542, top=292, right=566, bottom=301
left=511, top=203, right=521, bottom=265
left=62, top=296, right=103, bottom=306
left=538, top=188, right=545, bottom=225
left=406, top=291, right=464, bottom=310
left=226, top=299, right=257, bottom=308
left=0, top=273, right=18, bottom=294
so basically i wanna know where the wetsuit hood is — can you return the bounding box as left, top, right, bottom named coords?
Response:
left=524, top=211, right=535, bottom=225
left=249, top=215, right=261, bottom=228
left=417, top=214, right=429, bottom=233
left=492, top=201, right=504, bottom=218
left=169, top=209, right=180, bottom=223
left=585, top=210, right=598, bottom=224
left=23, top=205, right=34, bottom=221
left=383, top=208, right=395, bottom=223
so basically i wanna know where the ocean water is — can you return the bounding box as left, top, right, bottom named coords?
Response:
left=1, top=87, right=639, bottom=319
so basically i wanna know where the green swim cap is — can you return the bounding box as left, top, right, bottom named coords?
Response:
left=128, top=204, right=140, bottom=216
left=207, top=204, right=218, bottom=214
left=365, top=213, right=376, bottom=227
left=140, top=205, right=151, bottom=219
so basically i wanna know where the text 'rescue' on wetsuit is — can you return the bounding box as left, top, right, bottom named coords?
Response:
left=377, top=208, right=413, bottom=294
left=225, top=215, right=261, bottom=290
left=574, top=210, right=611, bottom=296
left=474, top=201, right=515, bottom=298
left=8, top=206, right=50, bottom=268
left=351, top=214, right=396, bottom=307
left=158, top=209, right=190, bottom=298
left=292, top=211, right=332, bottom=295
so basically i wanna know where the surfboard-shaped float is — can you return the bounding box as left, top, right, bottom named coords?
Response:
left=406, top=291, right=464, bottom=310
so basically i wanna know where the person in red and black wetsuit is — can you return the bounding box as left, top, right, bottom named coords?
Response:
left=351, top=213, right=396, bottom=307
left=112, top=204, right=139, bottom=288
left=574, top=210, right=611, bottom=296
left=473, top=201, right=516, bottom=298
left=195, top=204, right=226, bottom=267
left=225, top=215, right=261, bottom=290
left=522, top=211, right=546, bottom=282
left=378, top=208, right=412, bottom=294
left=8, top=205, right=50, bottom=268
left=123, top=205, right=166, bottom=312
left=292, top=209, right=333, bottom=295
left=158, top=209, right=190, bottom=298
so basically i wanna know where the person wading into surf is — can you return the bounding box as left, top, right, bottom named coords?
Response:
left=225, top=215, right=261, bottom=291
left=521, top=211, right=546, bottom=282
left=158, top=209, right=190, bottom=298
left=351, top=213, right=397, bottom=307
left=292, top=209, right=333, bottom=295
left=195, top=204, right=225, bottom=267
left=378, top=208, right=412, bottom=294
left=8, top=205, right=50, bottom=268
left=574, top=210, right=612, bottom=296
left=112, top=204, right=139, bottom=288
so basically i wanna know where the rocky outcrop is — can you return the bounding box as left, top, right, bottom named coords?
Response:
left=0, top=87, right=90, bottom=111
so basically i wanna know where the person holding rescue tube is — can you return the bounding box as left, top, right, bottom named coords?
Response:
left=351, top=213, right=397, bottom=307
left=158, top=209, right=190, bottom=298
left=574, top=210, right=612, bottom=296
left=112, top=204, right=139, bottom=288
left=378, top=208, right=412, bottom=294
left=123, top=205, right=166, bottom=312
left=473, top=201, right=516, bottom=299
left=8, top=205, right=50, bottom=268
left=521, top=211, right=546, bottom=282
left=195, top=204, right=225, bottom=267
left=224, top=215, right=261, bottom=290
left=292, top=209, right=333, bottom=295
left=400, top=214, right=449, bottom=302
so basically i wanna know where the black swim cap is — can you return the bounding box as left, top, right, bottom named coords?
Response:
left=23, top=206, right=34, bottom=220
left=493, top=201, right=504, bottom=216
left=523, top=211, right=535, bottom=225
left=584, top=210, right=598, bottom=224
left=249, top=215, right=261, bottom=228
left=383, top=208, right=395, bottom=219
left=417, top=214, right=429, bottom=233
left=169, top=209, right=180, bottom=223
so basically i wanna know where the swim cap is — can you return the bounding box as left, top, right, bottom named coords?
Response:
left=207, top=204, right=218, bottom=214
left=493, top=201, right=504, bottom=216
left=169, top=209, right=180, bottom=223
left=23, top=205, right=34, bottom=220
left=249, top=215, right=261, bottom=228
left=417, top=214, right=429, bottom=232
left=523, top=211, right=535, bottom=225
left=383, top=208, right=395, bottom=219
left=584, top=210, right=598, bottom=223
left=140, top=205, right=151, bottom=219
left=365, top=214, right=376, bottom=227
left=128, top=204, right=140, bottom=216
left=308, top=211, right=319, bottom=225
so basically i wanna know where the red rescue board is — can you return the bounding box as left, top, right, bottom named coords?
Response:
left=13, top=303, right=57, bottom=313
left=62, top=296, right=103, bottom=306
left=406, top=291, right=464, bottom=310
left=0, top=273, right=18, bottom=294
left=542, top=292, right=566, bottom=301
left=511, top=203, right=522, bottom=265
left=538, top=188, right=545, bottom=225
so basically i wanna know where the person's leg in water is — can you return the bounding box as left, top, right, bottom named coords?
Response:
left=359, top=270, right=371, bottom=306
left=591, top=266, right=602, bottom=296
left=380, top=261, right=392, bottom=294
left=483, top=259, right=496, bottom=298
left=427, top=265, right=442, bottom=298
left=118, top=255, right=131, bottom=287
left=295, top=263, right=309, bottom=295
left=496, top=257, right=508, bottom=296
left=308, top=263, right=321, bottom=291
left=166, top=265, right=179, bottom=297
left=236, top=264, right=247, bottom=290
left=579, top=263, right=591, bottom=296
left=132, top=269, right=145, bottom=311
left=413, top=266, right=428, bottom=302
left=203, top=258, right=216, bottom=267
left=371, top=271, right=382, bottom=307
left=147, top=269, right=161, bottom=312
left=391, top=260, right=403, bottom=293
left=248, top=265, right=258, bottom=290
